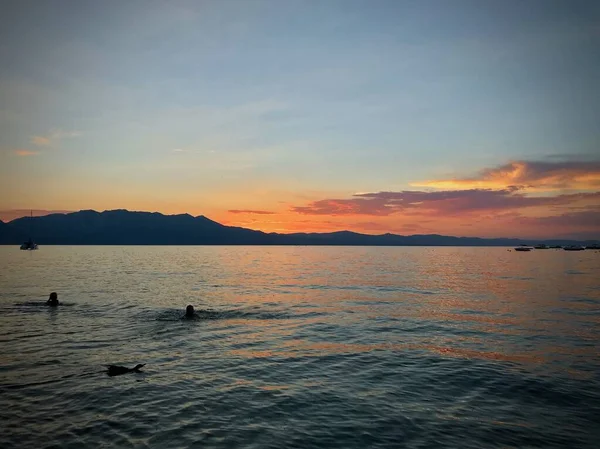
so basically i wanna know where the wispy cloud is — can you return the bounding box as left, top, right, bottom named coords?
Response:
left=31, top=129, right=81, bottom=147
left=14, top=149, right=40, bottom=156
left=228, top=209, right=276, bottom=215
left=412, top=160, right=600, bottom=192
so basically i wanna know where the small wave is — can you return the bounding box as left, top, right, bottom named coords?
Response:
left=0, top=378, right=62, bottom=391
left=150, top=307, right=327, bottom=323
left=561, top=297, right=600, bottom=305
left=290, top=284, right=438, bottom=295
left=153, top=309, right=221, bottom=321
left=0, top=370, right=98, bottom=392
left=14, top=301, right=74, bottom=307
left=498, top=276, right=535, bottom=281
left=8, top=301, right=76, bottom=313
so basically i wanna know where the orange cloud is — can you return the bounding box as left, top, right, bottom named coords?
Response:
left=413, top=160, right=600, bottom=192
left=31, top=136, right=51, bottom=146
left=14, top=149, right=40, bottom=156
left=31, top=129, right=80, bottom=147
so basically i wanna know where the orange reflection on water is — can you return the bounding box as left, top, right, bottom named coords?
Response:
left=411, top=311, right=518, bottom=327
left=227, top=337, right=551, bottom=369
left=228, top=340, right=394, bottom=359
left=417, top=344, right=546, bottom=364
left=259, top=384, right=290, bottom=391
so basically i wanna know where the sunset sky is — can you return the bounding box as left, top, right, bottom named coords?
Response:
left=1, top=0, right=599, bottom=239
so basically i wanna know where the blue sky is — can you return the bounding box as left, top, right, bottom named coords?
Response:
left=1, top=0, right=599, bottom=237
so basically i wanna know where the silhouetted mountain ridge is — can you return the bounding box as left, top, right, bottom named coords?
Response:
left=1, top=209, right=597, bottom=246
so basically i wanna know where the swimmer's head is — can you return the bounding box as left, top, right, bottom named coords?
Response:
left=47, top=292, right=59, bottom=306
left=185, top=305, right=194, bottom=317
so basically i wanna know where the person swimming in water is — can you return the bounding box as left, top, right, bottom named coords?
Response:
left=47, top=292, right=59, bottom=306
left=184, top=304, right=195, bottom=318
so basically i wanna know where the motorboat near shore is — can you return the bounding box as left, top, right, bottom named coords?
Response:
left=512, top=243, right=595, bottom=252
left=514, top=246, right=532, bottom=252
left=563, top=245, right=585, bottom=251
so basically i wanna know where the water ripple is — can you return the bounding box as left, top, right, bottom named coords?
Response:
left=1, top=246, right=599, bottom=448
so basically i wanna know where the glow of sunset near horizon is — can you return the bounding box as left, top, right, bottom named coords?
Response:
left=1, top=1, right=599, bottom=239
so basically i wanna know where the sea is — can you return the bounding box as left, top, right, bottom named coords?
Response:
left=0, top=246, right=599, bottom=449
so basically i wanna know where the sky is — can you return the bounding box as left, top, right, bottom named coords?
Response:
left=1, top=0, right=599, bottom=239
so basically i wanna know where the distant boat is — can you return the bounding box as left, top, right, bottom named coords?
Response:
left=19, top=210, right=38, bottom=250
left=533, top=244, right=548, bottom=249
left=563, top=245, right=585, bottom=251
left=585, top=244, right=600, bottom=250
left=514, top=247, right=532, bottom=252
left=20, top=238, right=38, bottom=250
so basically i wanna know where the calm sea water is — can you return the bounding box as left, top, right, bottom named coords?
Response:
left=0, top=246, right=599, bottom=449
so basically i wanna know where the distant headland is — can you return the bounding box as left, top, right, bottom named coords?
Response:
left=0, top=209, right=597, bottom=247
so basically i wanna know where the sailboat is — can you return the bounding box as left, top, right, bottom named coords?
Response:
left=20, top=211, right=38, bottom=250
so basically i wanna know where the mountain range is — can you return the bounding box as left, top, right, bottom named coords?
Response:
left=0, top=209, right=597, bottom=246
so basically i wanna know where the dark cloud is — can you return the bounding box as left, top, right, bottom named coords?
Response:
left=292, top=189, right=600, bottom=216
left=513, top=209, right=600, bottom=228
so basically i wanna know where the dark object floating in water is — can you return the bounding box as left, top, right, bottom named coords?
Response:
left=514, top=247, right=532, bottom=252
left=106, top=364, right=145, bottom=377
left=20, top=238, right=38, bottom=250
